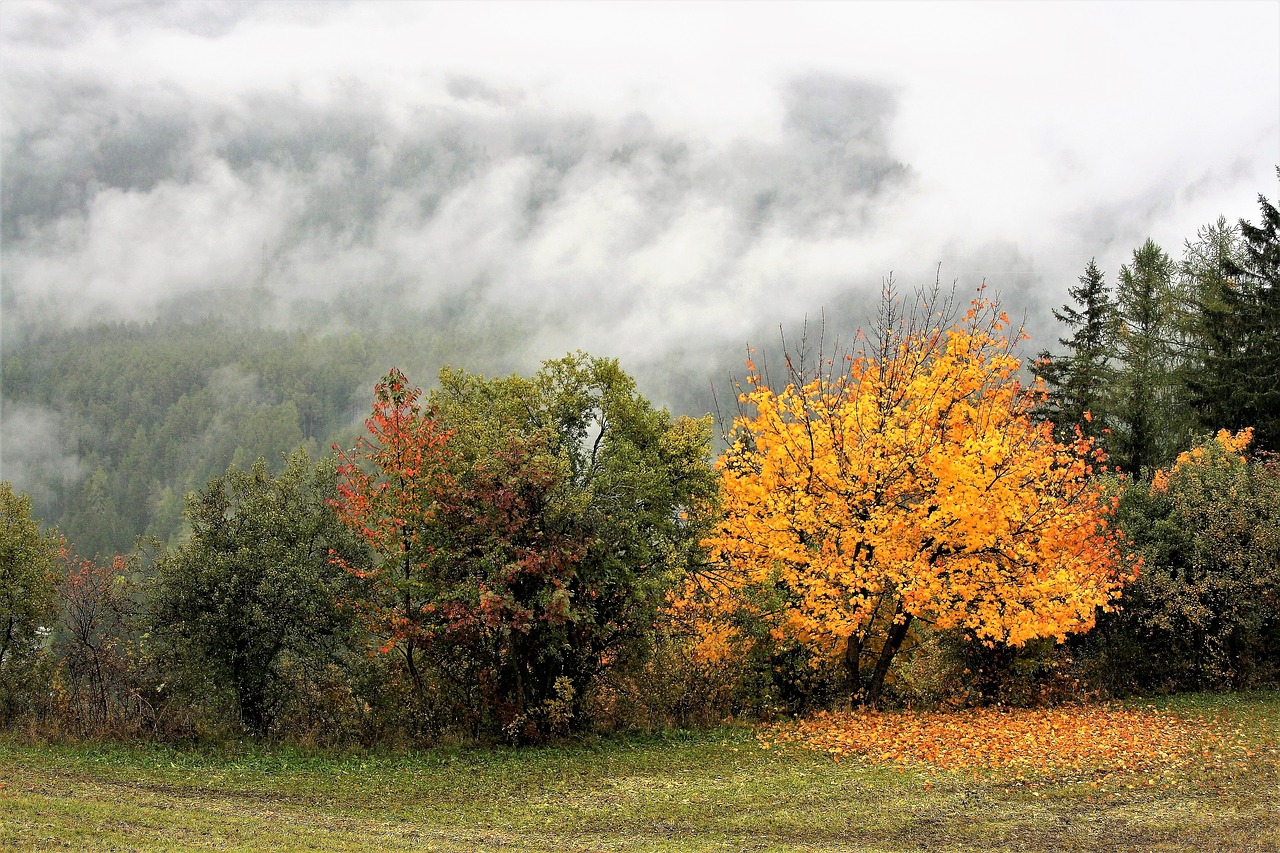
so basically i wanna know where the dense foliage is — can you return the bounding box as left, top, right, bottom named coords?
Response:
left=1037, top=179, right=1280, bottom=471
left=1, top=175, right=1276, bottom=743
left=679, top=284, right=1131, bottom=706
left=1087, top=430, right=1280, bottom=693
left=1189, top=184, right=1280, bottom=450
left=2, top=321, right=380, bottom=558
left=0, top=483, right=62, bottom=720
left=151, top=451, right=366, bottom=734
left=332, top=356, right=718, bottom=741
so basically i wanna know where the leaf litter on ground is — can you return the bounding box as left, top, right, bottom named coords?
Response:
left=759, top=703, right=1266, bottom=781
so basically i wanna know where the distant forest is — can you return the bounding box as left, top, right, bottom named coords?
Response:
left=2, top=298, right=538, bottom=558
left=2, top=175, right=1277, bottom=560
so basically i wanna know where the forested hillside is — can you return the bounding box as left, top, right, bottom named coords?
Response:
left=7, top=177, right=1276, bottom=559
left=3, top=321, right=381, bottom=555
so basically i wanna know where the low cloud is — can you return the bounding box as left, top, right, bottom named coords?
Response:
left=2, top=1, right=1276, bottom=417
left=3, top=63, right=931, bottom=395
left=0, top=402, right=83, bottom=508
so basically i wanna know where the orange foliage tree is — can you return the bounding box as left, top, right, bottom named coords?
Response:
left=56, top=551, right=140, bottom=731
left=682, top=281, right=1135, bottom=705
left=330, top=368, right=455, bottom=693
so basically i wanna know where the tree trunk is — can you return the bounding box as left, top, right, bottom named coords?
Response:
left=866, top=614, right=913, bottom=706
left=402, top=639, right=424, bottom=693
left=844, top=633, right=863, bottom=705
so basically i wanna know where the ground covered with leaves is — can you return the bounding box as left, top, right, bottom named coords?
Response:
left=762, top=702, right=1257, bottom=775
left=1, top=691, right=1277, bottom=852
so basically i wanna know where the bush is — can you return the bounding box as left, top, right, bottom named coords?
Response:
left=333, top=357, right=720, bottom=743
left=0, top=483, right=61, bottom=722
left=52, top=549, right=156, bottom=736
left=149, top=451, right=368, bottom=735
left=1085, top=430, right=1280, bottom=693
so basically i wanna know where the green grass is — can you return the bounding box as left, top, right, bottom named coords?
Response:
left=2, top=691, right=1277, bottom=852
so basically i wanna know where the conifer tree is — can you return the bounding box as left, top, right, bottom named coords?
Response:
left=1112, top=239, right=1178, bottom=478
left=1033, top=259, right=1117, bottom=445
left=1189, top=180, right=1280, bottom=451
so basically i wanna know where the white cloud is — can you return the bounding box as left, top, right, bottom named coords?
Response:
left=1, top=0, right=1277, bottom=392
left=0, top=402, right=82, bottom=505
left=6, top=158, right=303, bottom=321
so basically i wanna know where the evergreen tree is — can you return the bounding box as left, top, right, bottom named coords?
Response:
left=1112, top=239, right=1178, bottom=478
left=1178, top=217, right=1242, bottom=437
left=1189, top=179, right=1280, bottom=451
left=1033, top=258, right=1117, bottom=445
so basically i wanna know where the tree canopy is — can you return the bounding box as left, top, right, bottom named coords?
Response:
left=151, top=450, right=364, bottom=734
left=680, top=283, right=1134, bottom=705
left=0, top=483, right=62, bottom=719
left=1190, top=184, right=1280, bottom=451
left=332, top=354, right=718, bottom=740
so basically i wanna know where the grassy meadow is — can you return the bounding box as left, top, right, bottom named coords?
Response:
left=1, top=691, right=1277, bottom=852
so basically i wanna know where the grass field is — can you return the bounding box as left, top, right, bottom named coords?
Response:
left=1, top=691, right=1276, bottom=852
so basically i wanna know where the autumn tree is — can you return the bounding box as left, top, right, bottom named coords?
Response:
left=329, top=368, right=456, bottom=698
left=333, top=358, right=718, bottom=740
left=432, top=355, right=719, bottom=738
left=331, top=368, right=575, bottom=736
left=684, top=281, right=1133, bottom=706
left=54, top=549, right=149, bottom=733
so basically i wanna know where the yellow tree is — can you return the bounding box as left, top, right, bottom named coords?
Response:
left=686, top=281, right=1135, bottom=704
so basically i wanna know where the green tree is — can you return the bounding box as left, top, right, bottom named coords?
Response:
left=0, top=482, right=62, bottom=719
left=1033, top=258, right=1117, bottom=444
left=151, top=451, right=365, bottom=734
left=1188, top=181, right=1280, bottom=451
left=435, top=354, right=720, bottom=738
left=63, top=467, right=125, bottom=561
left=1175, top=216, right=1243, bottom=432
left=333, top=356, right=719, bottom=740
left=1112, top=239, right=1179, bottom=477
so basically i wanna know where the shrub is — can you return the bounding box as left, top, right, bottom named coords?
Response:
left=0, top=483, right=60, bottom=722
left=1086, top=430, right=1280, bottom=692
left=149, top=451, right=367, bottom=735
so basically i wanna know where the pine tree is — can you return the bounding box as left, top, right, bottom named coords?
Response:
left=1178, top=217, right=1245, bottom=440
left=1192, top=179, right=1280, bottom=451
left=1112, top=239, right=1178, bottom=478
left=1033, top=258, right=1117, bottom=446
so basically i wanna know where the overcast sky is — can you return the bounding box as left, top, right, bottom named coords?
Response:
left=2, top=0, right=1278, bottom=408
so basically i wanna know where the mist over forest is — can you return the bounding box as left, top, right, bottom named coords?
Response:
left=2, top=1, right=1277, bottom=556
